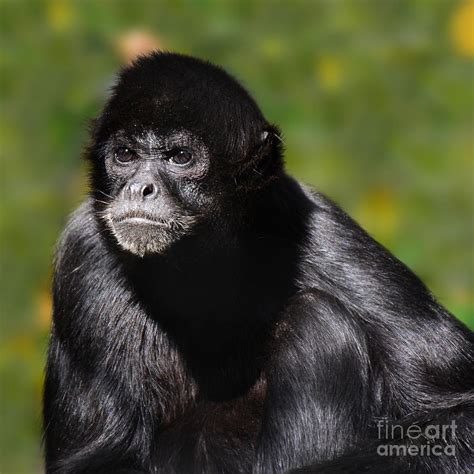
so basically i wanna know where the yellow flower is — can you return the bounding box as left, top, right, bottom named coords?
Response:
left=47, top=0, right=75, bottom=32
left=115, top=30, right=164, bottom=65
left=355, top=187, right=399, bottom=242
left=36, top=288, right=53, bottom=330
left=450, top=0, right=474, bottom=58
left=315, top=56, right=343, bottom=92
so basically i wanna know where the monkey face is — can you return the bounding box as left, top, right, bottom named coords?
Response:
left=95, top=129, right=220, bottom=257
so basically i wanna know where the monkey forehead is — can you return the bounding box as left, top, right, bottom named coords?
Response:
left=107, top=129, right=209, bottom=156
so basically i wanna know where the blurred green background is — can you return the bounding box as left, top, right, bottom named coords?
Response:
left=1, top=0, right=473, bottom=472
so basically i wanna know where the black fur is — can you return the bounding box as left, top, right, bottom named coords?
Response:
left=44, top=52, right=474, bottom=473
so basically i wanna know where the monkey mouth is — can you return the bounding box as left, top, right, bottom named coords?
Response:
left=104, top=208, right=198, bottom=257
left=113, top=212, right=169, bottom=227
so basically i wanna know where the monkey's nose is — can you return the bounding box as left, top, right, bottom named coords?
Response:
left=124, top=182, right=159, bottom=201
left=141, top=183, right=157, bottom=199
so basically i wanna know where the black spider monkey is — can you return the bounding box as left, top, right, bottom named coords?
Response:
left=44, top=52, right=474, bottom=474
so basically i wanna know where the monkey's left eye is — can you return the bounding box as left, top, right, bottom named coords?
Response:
left=114, top=147, right=138, bottom=164
left=166, top=148, right=193, bottom=166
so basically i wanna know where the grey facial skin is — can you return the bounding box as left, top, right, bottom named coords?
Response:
left=100, top=130, right=209, bottom=257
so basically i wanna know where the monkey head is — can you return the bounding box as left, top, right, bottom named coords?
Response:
left=87, top=52, right=282, bottom=257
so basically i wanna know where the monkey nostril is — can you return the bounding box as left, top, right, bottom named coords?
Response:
left=141, top=183, right=156, bottom=199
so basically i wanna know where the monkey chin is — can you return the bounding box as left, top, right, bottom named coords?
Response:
left=110, top=221, right=181, bottom=257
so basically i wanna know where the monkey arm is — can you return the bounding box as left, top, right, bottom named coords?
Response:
left=256, top=290, right=372, bottom=472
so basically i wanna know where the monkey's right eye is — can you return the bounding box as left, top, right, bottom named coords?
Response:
left=114, top=148, right=138, bottom=164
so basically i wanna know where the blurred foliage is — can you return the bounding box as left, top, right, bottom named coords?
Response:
left=1, top=0, right=473, bottom=472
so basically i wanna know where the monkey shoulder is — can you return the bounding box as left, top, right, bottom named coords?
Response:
left=55, top=199, right=109, bottom=273
left=293, top=186, right=439, bottom=328
left=53, top=198, right=120, bottom=306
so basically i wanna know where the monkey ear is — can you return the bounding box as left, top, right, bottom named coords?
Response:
left=259, top=124, right=283, bottom=149
left=254, top=123, right=284, bottom=175
left=236, top=124, right=284, bottom=190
